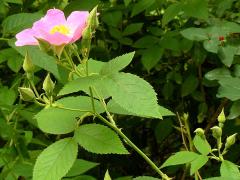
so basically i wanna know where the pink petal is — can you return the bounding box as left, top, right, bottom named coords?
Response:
left=36, top=31, right=72, bottom=46
left=66, top=11, right=89, bottom=43
left=15, top=28, right=38, bottom=46
left=34, top=9, right=66, bottom=32
left=31, top=9, right=72, bottom=45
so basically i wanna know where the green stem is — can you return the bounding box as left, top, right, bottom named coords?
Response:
left=54, top=106, right=90, bottom=113
left=70, top=44, right=82, bottom=63
left=89, top=87, right=96, bottom=113
left=96, top=113, right=171, bottom=180
left=63, top=49, right=75, bottom=69
left=0, top=37, right=9, bottom=41
left=29, top=80, right=40, bottom=98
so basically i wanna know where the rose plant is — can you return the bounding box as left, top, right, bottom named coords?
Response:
left=14, top=7, right=173, bottom=180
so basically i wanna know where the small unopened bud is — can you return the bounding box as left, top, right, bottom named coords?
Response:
left=18, top=87, right=35, bottom=101
left=194, top=128, right=205, bottom=138
left=218, top=109, right=226, bottom=124
left=23, top=51, right=34, bottom=73
left=81, top=26, right=91, bottom=58
left=225, top=133, right=237, bottom=149
left=183, top=113, right=189, bottom=121
left=211, top=126, right=222, bottom=139
left=82, top=25, right=92, bottom=40
left=43, top=73, right=55, bottom=96
left=88, top=6, right=99, bottom=30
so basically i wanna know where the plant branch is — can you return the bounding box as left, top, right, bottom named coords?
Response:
left=95, top=113, right=171, bottom=180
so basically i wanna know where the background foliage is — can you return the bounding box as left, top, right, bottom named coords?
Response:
left=1, top=0, right=240, bottom=179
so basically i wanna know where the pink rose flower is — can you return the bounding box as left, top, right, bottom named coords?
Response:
left=15, top=9, right=89, bottom=46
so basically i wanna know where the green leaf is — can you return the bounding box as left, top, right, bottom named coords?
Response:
left=9, top=42, right=68, bottom=83
left=205, top=68, right=231, bottom=81
left=74, top=124, right=128, bottom=154
left=161, top=151, right=199, bottom=168
left=60, top=72, right=160, bottom=119
left=7, top=54, right=23, bottom=73
left=203, top=38, right=219, bottom=53
left=102, top=11, right=122, bottom=27
left=183, top=0, right=208, bottom=20
left=193, top=44, right=207, bottom=65
left=141, top=45, right=164, bottom=71
left=124, top=0, right=132, bottom=6
left=64, top=0, right=99, bottom=13
left=158, top=106, right=175, bottom=117
left=216, top=0, right=235, bottom=17
left=217, top=77, right=240, bottom=101
left=233, top=64, right=240, bottom=78
left=0, top=86, right=17, bottom=106
left=35, top=107, right=77, bottom=135
left=190, top=155, right=208, bottom=175
left=65, top=175, right=96, bottom=180
left=107, top=100, right=173, bottom=118
left=131, top=0, right=155, bottom=17
left=133, top=36, right=159, bottom=48
left=218, top=46, right=236, bottom=67
left=2, top=13, right=42, bottom=35
left=0, top=48, right=23, bottom=72
left=203, top=177, right=233, bottom=180
left=77, top=59, right=106, bottom=75
left=162, top=2, right=182, bottom=26
left=4, top=0, right=23, bottom=5
left=100, top=52, right=135, bottom=75
left=220, top=160, right=240, bottom=178
left=0, top=48, right=19, bottom=64
left=33, top=138, right=78, bottom=180
left=154, top=119, right=173, bottom=144
left=123, top=23, right=143, bottom=36
left=193, top=135, right=211, bottom=155
left=103, top=73, right=161, bottom=119
left=180, top=28, right=208, bottom=41
left=35, top=96, right=103, bottom=134
left=58, top=75, right=100, bottom=96
left=104, top=170, right=112, bottom=180
left=66, top=159, right=99, bottom=177
left=181, top=75, right=199, bottom=97
left=228, top=100, right=240, bottom=119
left=161, top=151, right=200, bottom=168
left=133, top=176, right=160, bottom=180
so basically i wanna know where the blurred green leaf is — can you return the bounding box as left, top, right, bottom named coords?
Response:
left=205, top=68, right=231, bottom=81
left=218, top=46, right=237, bottom=67
left=123, top=23, right=143, bottom=36
left=181, top=75, right=199, bottom=97
left=140, top=45, right=164, bottom=71
left=133, top=36, right=159, bottom=48
left=2, top=13, right=42, bottom=35
left=217, top=77, right=240, bottom=101
left=181, top=28, right=208, bottom=41
left=131, top=0, right=155, bottom=17
left=183, top=0, right=208, bottom=20
left=162, top=2, right=182, bottom=26
left=228, top=100, right=240, bottom=119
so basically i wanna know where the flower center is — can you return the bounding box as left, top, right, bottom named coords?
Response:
left=50, top=25, right=70, bottom=35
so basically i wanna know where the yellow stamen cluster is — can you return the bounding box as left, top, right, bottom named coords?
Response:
left=50, top=25, right=70, bottom=35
